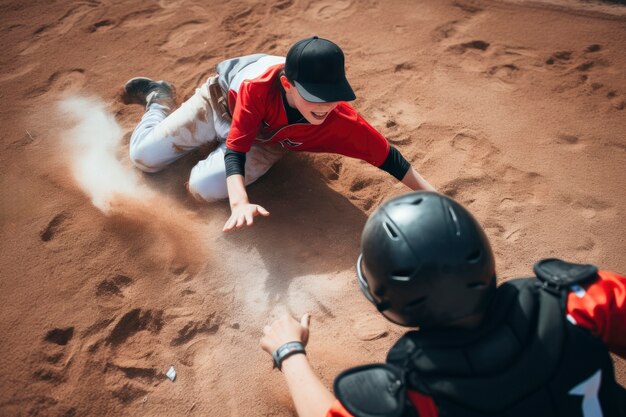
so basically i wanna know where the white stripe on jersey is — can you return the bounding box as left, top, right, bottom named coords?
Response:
left=229, top=55, right=286, bottom=93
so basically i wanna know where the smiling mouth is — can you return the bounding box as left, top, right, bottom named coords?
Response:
left=311, top=111, right=328, bottom=120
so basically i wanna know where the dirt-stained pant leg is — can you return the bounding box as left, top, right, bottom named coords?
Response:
left=188, top=142, right=287, bottom=202
left=129, top=80, right=217, bottom=172
left=129, top=76, right=286, bottom=202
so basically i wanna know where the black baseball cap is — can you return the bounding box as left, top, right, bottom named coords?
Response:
left=285, top=36, right=356, bottom=103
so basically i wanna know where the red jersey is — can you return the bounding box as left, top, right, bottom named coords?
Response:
left=222, top=57, right=390, bottom=167
left=327, top=270, right=626, bottom=417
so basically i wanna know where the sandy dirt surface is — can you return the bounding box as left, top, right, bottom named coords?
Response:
left=1, top=0, right=625, bottom=415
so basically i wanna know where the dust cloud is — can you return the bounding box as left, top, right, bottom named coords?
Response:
left=58, top=96, right=153, bottom=214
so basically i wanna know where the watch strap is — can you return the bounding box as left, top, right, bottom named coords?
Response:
left=272, top=341, right=306, bottom=370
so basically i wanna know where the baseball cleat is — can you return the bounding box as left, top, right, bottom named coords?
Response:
left=122, top=77, right=176, bottom=109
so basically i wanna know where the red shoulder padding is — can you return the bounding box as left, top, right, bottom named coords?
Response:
left=567, top=270, right=626, bottom=359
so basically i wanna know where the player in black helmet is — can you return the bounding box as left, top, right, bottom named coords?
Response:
left=357, top=191, right=496, bottom=328
left=260, top=191, right=626, bottom=417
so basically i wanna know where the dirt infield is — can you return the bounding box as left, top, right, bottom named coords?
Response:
left=1, top=0, right=625, bottom=415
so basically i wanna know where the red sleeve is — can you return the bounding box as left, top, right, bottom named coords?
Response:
left=225, top=81, right=265, bottom=153
left=407, top=389, right=439, bottom=417
left=326, top=400, right=353, bottom=417
left=320, top=104, right=390, bottom=167
left=326, top=390, right=439, bottom=417
left=352, top=113, right=390, bottom=167
left=566, top=270, right=626, bottom=359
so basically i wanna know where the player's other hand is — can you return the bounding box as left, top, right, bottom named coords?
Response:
left=260, top=313, right=311, bottom=355
left=223, top=203, right=270, bottom=232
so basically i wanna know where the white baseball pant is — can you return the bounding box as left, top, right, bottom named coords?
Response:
left=128, top=77, right=286, bottom=201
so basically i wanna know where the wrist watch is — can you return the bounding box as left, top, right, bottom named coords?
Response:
left=272, top=341, right=306, bottom=370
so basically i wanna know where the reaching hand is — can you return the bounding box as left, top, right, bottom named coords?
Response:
left=223, top=203, right=270, bottom=232
left=260, top=313, right=311, bottom=355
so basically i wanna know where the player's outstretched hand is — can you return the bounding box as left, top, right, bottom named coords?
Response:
left=223, top=203, right=270, bottom=232
left=260, top=313, right=311, bottom=355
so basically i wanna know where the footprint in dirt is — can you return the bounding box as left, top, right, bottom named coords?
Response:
left=349, top=177, right=375, bottom=193
left=0, top=62, right=39, bottom=83
left=40, top=212, right=70, bottom=242
left=106, top=308, right=164, bottom=346
left=545, top=50, right=572, bottom=66
left=432, top=20, right=460, bottom=42
left=394, top=62, right=415, bottom=72
left=96, top=275, right=133, bottom=298
left=103, top=308, right=170, bottom=404
left=31, top=327, right=76, bottom=385
left=319, top=159, right=342, bottom=181
left=453, top=1, right=483, bottom=13
left=111, top=383, right=149, bottom=404
left=547, top=45, right=615, bottom=96
left=272, top=0, right=294, bottom=11
left=222, top=6, right=258, bottom=37
left=105, top=362, right=164, bottom=386
left=19, top=3, right=99, bottom=56
left=45, top=327, right=74, bottom=346
left=429, top=127, right=552, bottom=244
left=432, top=0, right=483, bottom=41
left=86, top=276, right=136, bottom=348
left=352, top=314, right=388, bottom=341
left=447, top=40, right=490, bottom=54
left=306, top=0, right=357, bottom=21
left=86, top=19, right=115, bottom=33
left=160, top=20, right=209, bottom=54
left=571, top=196, right=613, bottom=221
left=554, top=134, right=588, bottom=151
left=487, top=64, right=519, bottom=81
left=170, top=313, right=220, bottom=346
left=27, top=69, right=86, bottom=98
left=585, top=44, right=602, bottom=53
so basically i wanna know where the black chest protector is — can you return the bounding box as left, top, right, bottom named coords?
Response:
left=384, top=260, right=624, bottom=417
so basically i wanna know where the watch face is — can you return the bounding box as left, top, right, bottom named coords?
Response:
left=273, top=342, right=305, bottom=369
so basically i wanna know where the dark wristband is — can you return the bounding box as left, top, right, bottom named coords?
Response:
left=378, top=145, right=410, bottom=180
left=272, top=341, right=306, bottom=370
left=224, top=148, right=246, bottom=177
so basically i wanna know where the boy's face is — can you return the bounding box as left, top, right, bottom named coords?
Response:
left=280, top=75, right=339, bottom=125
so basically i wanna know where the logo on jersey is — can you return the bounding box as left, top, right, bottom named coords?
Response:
left=569, top=369, right=603, bottom=417
left=279, top=138, right=303, bottom=148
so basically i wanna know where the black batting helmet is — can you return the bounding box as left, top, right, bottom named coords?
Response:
left=357, top=192, right=496, bottom=328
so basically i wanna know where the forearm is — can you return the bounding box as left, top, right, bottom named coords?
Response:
left=223, top=173, right=269, bottom=231
left=402, top=167, right=436, bottom=192
left=281, top=354, right=336, bottom=417
left=226, top=174, right=249, bottom=208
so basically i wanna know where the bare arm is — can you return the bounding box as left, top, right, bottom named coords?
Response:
left=282, top=354, right=336, bottom=417
left=402, top=167, right=436, bottom=192
left=223, top=174, right=270, bottom=232
left=261, top=314, right=336, bottom=417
